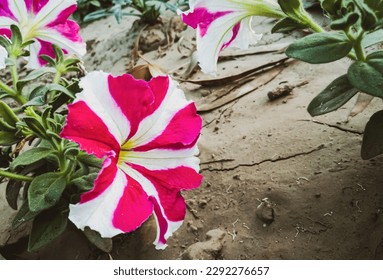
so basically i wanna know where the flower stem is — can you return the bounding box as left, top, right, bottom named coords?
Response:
left=354, top=31, right=366, bottom=61
left=0, top=169, right=33, bottom=182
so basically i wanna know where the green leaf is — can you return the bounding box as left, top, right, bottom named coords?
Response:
left=71, top=172, right=98, bottom=192
left=272, top=17, right=307, bottom=33
left=278, top=0, right=303, bottom=20
left=17, top=67, right=56, bottom=91
left=12, top=200, right=40, bottom=229
left=330, top=12, right=359, bottom=30
left=10, top=147, right=53, bottom=170
left=347, top=51, right=383, bottom=98
left=361, top=110, right=383, bottom=159
left=0, top=100, right=19, bottom=127
left=77, top=153, right=103, bottom=168
left=52, top=45, right=64, bottom=63
left=0, top=131, right=19, bottom=146
left=10, top=25, right=22, bottom=48
left=28, top=206, right=68, bottom=252
left=308, top=75, right=359, bottom=116
left=23, top=116, right=47, bottom=138
left=28, top=173, right=67, bottom=212
left=286, top=32, right=353, bottom=63
left=6, top=180, right=23, bottom=210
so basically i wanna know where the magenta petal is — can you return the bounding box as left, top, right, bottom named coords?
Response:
left=112, top=174, right=153, bottom=232
left=108, top=75, right=169, bottom=139
left=134, top=103, right=202, bottom=151
left=48, top=19, right=82, bottom=43
left=28, top=0, right=49, bottom=14
left=47, top=5, right=77, bottom=26
left=0, top=0, right=15, bottom=18
left=80, top=157, right=118, bottom=203
left=182, top=7, right=233, bottom=37
left=60, top=100, right=121, bottom=158
left=0, top=28, right=11, bottom=38
left=131, top=164, right=203, bottom=221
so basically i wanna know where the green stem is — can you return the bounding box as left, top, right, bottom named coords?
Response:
left=0, top=80, right=16, bottom=96
left=354, top=31, right=366, bottom=61
left=0, top=169, right=33, bottom=182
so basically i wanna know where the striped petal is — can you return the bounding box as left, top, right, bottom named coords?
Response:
left=0, top=0, right=85, bottom=68
left=62, top=72, right=202, bottom=249
left=182, top=0, right=282, bottom=74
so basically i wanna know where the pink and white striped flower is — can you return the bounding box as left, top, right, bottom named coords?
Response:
left=181, top=0, right=283, bottom=74
left=0, top=45, right=7, bottom=69
left=61, top=71, right=203, bottom=249
left=0, top=0, right=86, bottom=68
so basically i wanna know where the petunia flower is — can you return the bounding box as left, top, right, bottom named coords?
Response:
left=181, top=0, right=284, bottom=74
left=61, top=71, right=203, bottom=249
left=0, top=0, right=86, bottom=68
left=0, top=45, right=7, bottom=69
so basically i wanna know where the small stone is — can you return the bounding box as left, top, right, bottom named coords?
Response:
left=214, top=206, right=220, bottom=210
left=315, top=193, right=321, bottom=198
left=233, top=174, right=241, bottom=180
left=199, top=200, right=208, bottom=209
left=256, top=199, right=275, bottom=224
left=181, top=229, right=226, bottom=260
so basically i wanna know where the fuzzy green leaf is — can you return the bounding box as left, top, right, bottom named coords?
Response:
left=28, top=206, right=68, bottom=252
left=71, top=172, right=98, bottom=192
left=0, top=131, right=19, bottom=146
left=10, top=147, right=53, bottom=170
left=0, top=100, right=19, bottom=127
left=347, top=51, right=383, bottom=98
left=286, top=32, right=353, bottom=63
left=12, top=200, right=40, bottom=229
left=28, top=173, right=67, bottom=212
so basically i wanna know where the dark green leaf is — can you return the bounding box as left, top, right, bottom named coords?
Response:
left=0, top=131, right=19, bottom=146
left=10, top=25, right=22, bottom=47
left=0, top=118, right=15, bottom=132
left=308, top=75, right=358, bottom=116
left=71, top=172, right=98, bottom=192
left=286, top=32, right=353, bottom=63
left=0, top=100, right=19, bottom=127
left=0, top=35, right=11, bottom=49
left=17, top=67, right=56, bottom=91
left=10, top=147, right=53, bottom=170
left=23, top=117, right=47, bottom=138
left=12, top=200, right=40, bottom=229
left=330, top=12, right=359, bottom=30
left=272, top=17, right=307, bottom=33
left=347, top=51, right=383, bottom=97
left=278, top=0, right=302, bottom=20
left=361, top=110, right=383, bottom=159
left=6, top=180, right=23, bottom=210
left=28, top=206, right=68, bottom=252
left=83, top=227, right=113, bottom=253
left=28, top=173, right=67, bottom=212
left=52, top=45, right=64, bottom=63
left=77, top=153, right=103, bottom=168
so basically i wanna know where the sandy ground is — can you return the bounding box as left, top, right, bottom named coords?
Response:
left=1, top=11, right=383, bottom=260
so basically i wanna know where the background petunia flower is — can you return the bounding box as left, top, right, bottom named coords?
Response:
left=0, top=0, right=86, bottom=68
left=181, top=0, right=283, bottom=74
left=61, top=71, right=203, bottom=249
left=0, top=45, right=7, bottom=69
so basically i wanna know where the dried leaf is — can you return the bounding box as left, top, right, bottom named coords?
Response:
left=196, top=66, right=284, bottom=112
left=348, top=92, right=374, bottom=118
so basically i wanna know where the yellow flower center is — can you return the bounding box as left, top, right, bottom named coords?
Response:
left=118, top=140, right=135, bottom=167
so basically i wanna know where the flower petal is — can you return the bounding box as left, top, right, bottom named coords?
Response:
left=66, top=71, right=130, bottom=146
left=33, top=0, right=76, bottom=26
left=130, top=77, right=199, bottom=148
left=182, top=0, right=268, bottom=74
left=69, top=160, right=126, bottom=237
left=134, top=103, right=201, bottom=151
left=125, top=165, right=202, bottom=249
left=60, top=99, right=121, bottom=158
left=121, top=146, right=200, bottom=172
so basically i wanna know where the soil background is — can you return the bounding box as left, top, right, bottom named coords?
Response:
left=2, top=9, right=383, bottom=260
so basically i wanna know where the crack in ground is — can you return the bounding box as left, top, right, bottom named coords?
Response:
left=201, top=144, right=326, bottom=172
left=299, top=120, right=363, bottom=135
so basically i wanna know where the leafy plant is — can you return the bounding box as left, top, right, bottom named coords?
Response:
left=273, top=0, right=383, bottom=159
